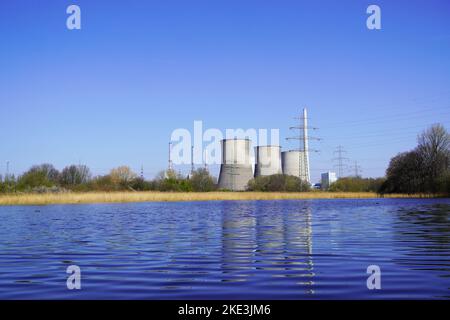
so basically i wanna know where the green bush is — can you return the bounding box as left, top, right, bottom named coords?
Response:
left=154, top=169, right=193, bottom=192
left=434, top=172, right=450, bottom=194
left=157, top=177, right=193, bottom=192
left=190, top=168, right=216, bottom=192
left=130, top=177, right=155, bottom=191
left=17, top=164, right=60, bottom=191
left=247, top=174, right=311, bottom=192
left=329, top=177, right=385, bottom=192
left=0, top=175, right=16, bottom=193
left=88, top=175, right=116, bottom=191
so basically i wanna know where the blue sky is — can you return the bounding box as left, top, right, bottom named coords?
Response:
left=1, top=0, right=450, bottom=182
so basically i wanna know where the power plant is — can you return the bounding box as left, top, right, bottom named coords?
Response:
left=217, top=138, right=254, bottom=191
left=281, top=150, right=306, bottom=177
left=254, top=145, right=282, bottom=177
left=215, top=108, right=315, bottom=190
left=171, top=108, right=317, bottom=191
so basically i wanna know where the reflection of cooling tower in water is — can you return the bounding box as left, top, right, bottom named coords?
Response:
left=254, top=146, right=282, bottom=177
left=254, top=202, right=314, bottom=294
left=221, top=202, right=257, bottom=278
left=218, top=139, right=254, bottom=191
left=281, top=150, right=307, bottom=180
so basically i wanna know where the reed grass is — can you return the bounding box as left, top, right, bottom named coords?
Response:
left=0, top=191, right=442, bottom=206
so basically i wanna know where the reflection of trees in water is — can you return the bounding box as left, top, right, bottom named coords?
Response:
left=395, top=203, right=450, bottom=245
left=220, top=201, right=314, bottom=294
left=393, top=203, right=450, bottom=279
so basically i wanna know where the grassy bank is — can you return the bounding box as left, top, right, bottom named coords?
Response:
left=0, top=191, right=443, bottom=206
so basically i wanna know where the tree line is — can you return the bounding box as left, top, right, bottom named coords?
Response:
left=1, top=124, right=448, bottom=195
left=0, top=165, right=310, bottom=193
left=379, top=124, right=449, bottom=194
left=0, top=165, right=217, bottom=193
left=329, top=124, right=449, bottom=194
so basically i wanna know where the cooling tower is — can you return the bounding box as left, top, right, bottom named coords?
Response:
left=254, top=146, right=282, bottom=177
left=281, top=150, right=307, bottom=179
left=218, top=139, right=254, bottom=191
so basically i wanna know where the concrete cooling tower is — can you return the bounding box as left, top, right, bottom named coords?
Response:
left=254, top=146, right=282, bottom=177
left=218, top=139, right=254, bottom=191
left=281, top=150, right=308, bottom=180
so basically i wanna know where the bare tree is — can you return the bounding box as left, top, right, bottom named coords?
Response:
left=417, top=124, right=450, bottom=191
left=110, top=166, right=137, bottom=187
left=60, top=165, right=91, bottom=186
left=28, top=164, right=60, bottom=183
left=190, top=168, right=216, bottom=192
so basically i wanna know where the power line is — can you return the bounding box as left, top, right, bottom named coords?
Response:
left=321, top=109, right=450, bottom=129
left=343, top=136, right=417, bottom=149
left=349, top=160, right=362, bottom=178
left=332, top=91, right=450, bottom=113
left=190, top=145, right=195, bottom=176
left=332, top=146, right=348, bottom=178
left=168, top=142, right=173, bottom=171
left=286, top=108, right=320, bottom=183
left=322, top=126, right=436, bottom=141
left=317, top=90, right=450, bottom=128
left=5, top=161, right=10, bottom=182
left=203, top=149, right=208, bottom=171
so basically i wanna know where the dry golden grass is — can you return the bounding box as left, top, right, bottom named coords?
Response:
left=0, top=191, right=441, bottom=206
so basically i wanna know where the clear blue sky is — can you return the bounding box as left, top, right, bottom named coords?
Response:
left=1, top=0, right=450, bottom=182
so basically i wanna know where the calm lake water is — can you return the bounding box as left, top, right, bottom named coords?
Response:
left=0, top=198, right=449, bottom=299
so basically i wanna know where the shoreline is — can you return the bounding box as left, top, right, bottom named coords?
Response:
left=0, top=191, right=446, bottom=206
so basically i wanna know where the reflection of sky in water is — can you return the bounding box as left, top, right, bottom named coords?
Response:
left=0, top=198, right=449, bottom=299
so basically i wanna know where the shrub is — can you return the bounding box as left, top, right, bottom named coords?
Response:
left=329, top=177, right=385, bottom=193
left=247, top=174, right=310, bottom=192
left=130, top=177, right=155, bottom=191
left=110, top=166, right=137, bottom=189
left=154, top=170, right=193, bottom=192
left=17, top=164, right=60, bottom=191
left=190, top=168, right=216, bottom=192
left=60, top=165, right=91, bottom=187
left=88, top=175, right=115, bottom=191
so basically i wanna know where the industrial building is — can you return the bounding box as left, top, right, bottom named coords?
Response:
left=281, top=150, right=306, bottom=178
left=202, top=108, right=314, bottom=191
left=217, top=138, right=254, bottom=191
left=321, top=172, right=337, bottom=190
left=254, top=145, right=282, bottom=177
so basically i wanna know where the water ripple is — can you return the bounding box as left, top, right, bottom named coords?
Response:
left=0, top=198, right=449, bottom=299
